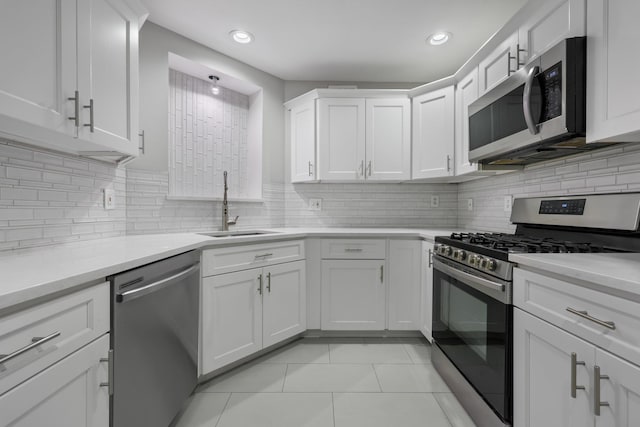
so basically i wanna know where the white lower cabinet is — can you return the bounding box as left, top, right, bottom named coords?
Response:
left=201, top=259, right=306, bottom=374
left=320, top=259, right=385, bottom=330
left=0, top=334, right=109, bottom=427
left=387, top=240, right=421, bottom=330
left=420, top=241, right=434, bottom=340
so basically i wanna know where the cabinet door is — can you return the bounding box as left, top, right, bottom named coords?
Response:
left=454, top=67, right=480, bottom=176
left=478, top=32, right=519, bottom=95
left=518, top=0, right=586, bottom=64
left=321, top=260, right=385, bottom=330
left=0, top=335, right=109, bottom=427
left=0, top=0, right=77, bottom=139
left=318, top=98, right=366, bottom=180
left=420, top=241, right=434, bottom=341
left=201, top=269, right=263, bottom=374
left=77, top=0, right=139, bottom=155
left=411, top=86, right=454, bottom=179
left=514, top=308, right=594, bottom=427
left=595, top=349, right=640, bottom=427
left=586, top=0, right=640, bottom=143
left=388, top=240, right=421, bottom=330
left=263, top=260, right=307, bottom=347
left=290, top=101, right=317, bottom=182
left=365, top=98, right=411, bottom=181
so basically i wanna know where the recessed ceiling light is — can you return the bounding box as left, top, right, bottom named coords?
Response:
left=229, top=30, right=254, bottom=44
left=428, top=32, right=451, bottom=46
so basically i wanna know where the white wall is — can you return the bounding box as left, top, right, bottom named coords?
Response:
left=458, top=144, right=640, bottom=233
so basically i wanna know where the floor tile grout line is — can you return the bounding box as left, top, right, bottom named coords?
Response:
left=371, top=363, right=384, bottom=392
left=212, top=392, right=233, bottom=427
left=282, top=363, right=290, bottom=392
left=331, top=392, right=337, bottom=427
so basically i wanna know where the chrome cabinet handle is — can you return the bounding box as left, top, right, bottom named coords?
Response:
left=344, top=248, right=363, bottom=253
left=570, top=352, right=586, bottom=398
left=68, top=90, right=80, bottom=127
left=359, top=160, right=364, bottom=177
left=594, top=365, right=610, bottom=416
left=566, top=307, right=616, bottom=330
left=446, top=155, right=451, bottom=172
left=428, top=249, right=433, bottom=268
left=254, top=253, right=273, bottom=259
left=258, top=274, right=263, bottom=295
left=523, top=65, right=540, bottom=135
left=138, top=130, right=145, bottom=154
left=517, top=43, right=526, bottom=67
left=84, top=98, right=95, bottom=132
left=308, top=161, right=313, bottom=176
left=367, top=160, right=372, bottom=177
left=99, top=349, right=114, bottom=396
left=0, top=331, right=61, bottom=365
left=267, top=272, right=271, bottom=293
left=508, top=53, right=517, bottom=75
left=380, top=265, right=384, bottom=283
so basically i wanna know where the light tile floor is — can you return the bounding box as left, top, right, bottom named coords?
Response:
left=173, top=337, right=477, bottom=427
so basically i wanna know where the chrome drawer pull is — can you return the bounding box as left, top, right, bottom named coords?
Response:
left=594, top=365, right=610, bottom=416
left=570, top=352, right=586, bottom=398
left=344, top=248, right=363, bottom=253
left=566, top=307, right=616, bottom=330
left=99, top=349, right=114, bottom=396
left=0, top=331, right=61, bottom=365
left=254, top=253, right=273, bottom=259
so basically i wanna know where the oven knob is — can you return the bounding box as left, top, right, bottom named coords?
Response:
left=479, top=257, right=488, bottom=269
left=444, top=246, right=453, bottom=256
left=468, top=255, right=477, bottom=266
left=486, top=259, right=498, bottom=271
left=457, top=250, right=467, bottom=261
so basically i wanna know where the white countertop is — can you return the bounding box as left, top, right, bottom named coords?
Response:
left=510, top=252, right=640, bottom=297
left=0, top=227, right=458, bottom=312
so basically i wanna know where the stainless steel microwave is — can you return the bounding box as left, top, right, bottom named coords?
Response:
left=468, top=37, right=610, bottom=165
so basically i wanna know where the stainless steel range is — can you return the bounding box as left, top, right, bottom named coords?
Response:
left=431, top=192, right=640, bottom=427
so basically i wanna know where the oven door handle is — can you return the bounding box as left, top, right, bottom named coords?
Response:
left=433, top=258, right=505, bottom=293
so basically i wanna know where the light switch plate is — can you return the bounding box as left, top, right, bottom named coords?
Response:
left=467, top=198, right=473, bottom=211
left=309, top=198, right=322, bottom=211
left=504, top=195, right=512, bottom=212
left=430, top=195, right=440, bottom=208
left=103, top=188, right=115, bottom=210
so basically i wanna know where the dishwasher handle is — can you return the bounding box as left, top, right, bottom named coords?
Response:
left=116, top=264, right=199, bottom=303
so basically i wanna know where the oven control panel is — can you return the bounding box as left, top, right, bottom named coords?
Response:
left=433, top=243, right=512, bottom=281
left=539, top=198, right=586, bottom=215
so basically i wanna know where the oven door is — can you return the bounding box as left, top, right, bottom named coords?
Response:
left=432, top=257, right=512, bottom=423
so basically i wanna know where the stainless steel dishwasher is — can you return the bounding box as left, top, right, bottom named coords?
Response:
left=109, top=250, right=200, bottom=427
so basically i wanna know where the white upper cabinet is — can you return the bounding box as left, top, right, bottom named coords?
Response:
left=290, top=100, right=317, bottom=182
left=318, top=98, right=366, bottom=180
left=454, top=67, right=480, bottom=176
left=478, top=32, right=520, bottom=95
left=412, top=86, right=455, bottom=179
left=586, top=0, right=640, bottom=143
left=0, top=0, right=78, bottom=143
left=365, top=98, right=411, bottom=181
left=518, top=0, right=586, bottom=64
left=0, top=0, right=143, bottom=159
left=77, top=0, right=140, bottom=155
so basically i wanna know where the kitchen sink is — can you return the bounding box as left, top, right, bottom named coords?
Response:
left=199, top=230, right=281, bottom=238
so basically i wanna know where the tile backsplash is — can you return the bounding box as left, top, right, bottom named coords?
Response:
left=0, top=140, right=126, bottom=251
left=457, top=143, right=640, bottom=233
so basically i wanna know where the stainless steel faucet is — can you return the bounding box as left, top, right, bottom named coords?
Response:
left=222, top=171, right=238, bottom=231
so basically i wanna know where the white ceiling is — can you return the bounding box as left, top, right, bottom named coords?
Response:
left=141, top=0, right=528, bottom=83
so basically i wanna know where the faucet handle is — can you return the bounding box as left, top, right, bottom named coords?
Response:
left=228, top=215, right=239, bottom=226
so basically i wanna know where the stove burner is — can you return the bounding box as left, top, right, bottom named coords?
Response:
left=448, top=232, right=610, bottom=254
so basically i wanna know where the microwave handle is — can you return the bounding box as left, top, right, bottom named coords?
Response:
left=523, top=65, right=540, bottom=135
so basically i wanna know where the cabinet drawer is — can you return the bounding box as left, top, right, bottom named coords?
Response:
left=514, top=268, right=640, bottom=366
left=0, top=283, right=109, bottom=396
left=321, top=239, right=386, bottom=259
left=202, top=240, right=305, bottom=277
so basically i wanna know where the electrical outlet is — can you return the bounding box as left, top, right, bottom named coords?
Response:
left=504, top=195, right=512, bottom=212
left=103, top=188, right=115, bottom=210
left=467, top=198, right=473, bottom=211
left=430, top=195, right=440, bottom=208
left=309, top=198, right=322, bottom=211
